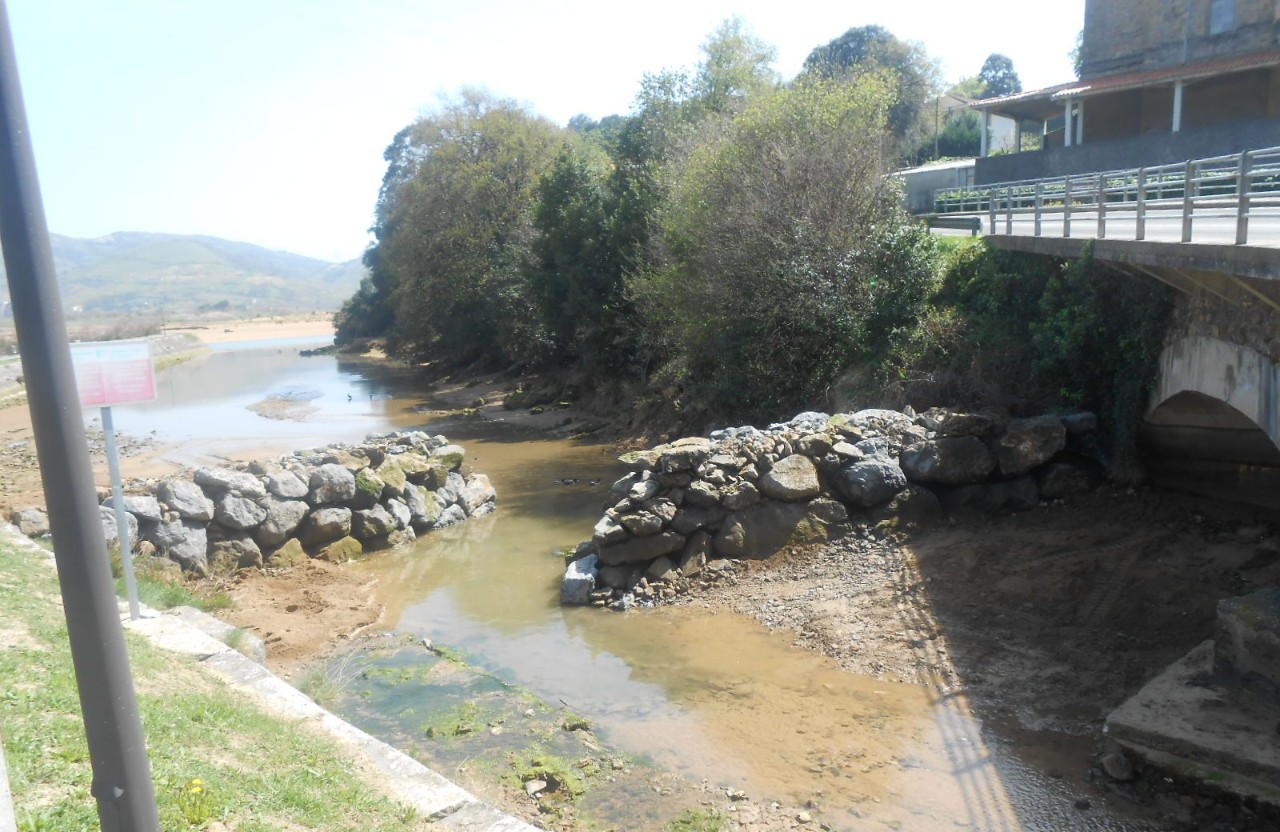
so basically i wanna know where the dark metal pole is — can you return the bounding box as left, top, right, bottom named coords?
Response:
left=0, top=4, right=160, bottom=831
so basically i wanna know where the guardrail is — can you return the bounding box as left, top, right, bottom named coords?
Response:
left=932, top=145, right=1280, bottom=245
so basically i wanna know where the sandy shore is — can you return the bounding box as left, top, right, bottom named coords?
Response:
left=166, top=314, right=334, bottom=346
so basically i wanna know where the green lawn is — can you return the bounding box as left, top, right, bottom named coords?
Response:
left=0, top=537, right=430, bottom=831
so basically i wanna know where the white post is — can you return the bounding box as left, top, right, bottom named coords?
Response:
left=102, top=406, right=140, bottom=620
left=980, top=109, right=990, bottom=157
left=1064, top=100, right=1074, bottom=147
left=1172, top=79, right=1184, bottom=132
left=1075, top=99, right=1085, bottom=145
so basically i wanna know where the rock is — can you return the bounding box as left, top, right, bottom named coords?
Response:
left=437, top=472, right=466, bottom=506
left=1035, top=461, right=1096, bottom=500
left=759, top=454, right=822, bottom=501
left=868, top=486, right=943, bottom=528
left=561, top=554, right=598, bottom=605
left=646, top=556, right=675, bottom=582
left=308, top=464, right=357, bottom=506
left=376, top=460, right=408, bottom=499
left=721, top=481, right=761, bottom=511
left=683, top=480, right=721, bottom=507
left=389, top=451, right=431, bottom=483
left=644, top=498, right=678, bottom=525
left=158, top=479, right=214, bottom=522
left=598, top=563, right=640, bottom=590
left=997, top=416, right=1066, bottom=476
left=628, top=477, right=661, bottom=502
left=352, top=505, right=395, bottom=540
left=938, top=411, right=1004, bottom=438
left=1215, top=586, right=1280, bottom=692
left=794, top=433, right=834, bottom=457
left=943, top=478, right=1040, bottom=515
left=592, top=515, right=627, bottom=547
left=714, top=501, right=829, bottom=559
left=434, top=504, right=467, bottom=528
left=352, top=467, right=386, bottom=509
left=255, top=497, right=309, bottom=547
left=384, top=498, right=411, bottom=530
left=316, top=535, right=363, bottom=562
left=806, top=497, right=849, bottom=526
left=854, top=437, right=892, bottom=457
left=832, top=459, right=908, bottom=509
left=422, top=461, right=453, bottom=491
left=1100, top=749, right=1135, bottom=782
left=900, top=437, right=996, bottom=485
left=831, top=441, right=864, bottom=460
left=405, top=484, right=441, bottom=531
left=670, top=505, right=727, bottom=536
left=459, top=474, right=496, bottom=515
left=598, top=532, right=686, bottom=566
left=208, top=533, right=262, bottom=573
left=618, top=449, right=660, bottom=471
left=429, top=444, right=466, bottom=471
left=839, top=409, right=916, bottom=440
left=658, top=438, right=714, bottom=474
left=99, top=505, right=139, bottom=547
left=657, top=472, right=692, bottom=488
left=150, top=519, right=208, bottom=574
left=264, top=468, right=309, bottom=499
left=677, top=531, right=711, bottom=576
left=268, top=537, right=309, bottom=567
left=194, top=467, right=266, bottom=498
left=10, top=507, right=49, bottom=537
left=296, top=506, right=352, bottom=547
left=213, top=494, right=267, bottom=531
left=1059, top=412, right=1098, bottom=434
left=619, top=511, right=664, bottom=536
left=607, top=472, right=643, bottom=505
left=104, top=494, right=162, bottom=524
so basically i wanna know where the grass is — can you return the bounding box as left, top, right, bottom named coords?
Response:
left=664, top=809, right=727, bottom=832
left=0, top=537, right=430, bottom=831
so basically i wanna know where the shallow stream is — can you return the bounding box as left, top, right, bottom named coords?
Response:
left=108, top=341, right=1158, bottom=831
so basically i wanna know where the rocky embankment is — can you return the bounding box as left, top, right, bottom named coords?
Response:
left=10, top=431, right=495, bottom=575
left=563, top=407, right=1102, bottom=608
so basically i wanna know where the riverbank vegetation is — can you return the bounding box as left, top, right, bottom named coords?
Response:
left=336, top=18, right=1172, bottom=478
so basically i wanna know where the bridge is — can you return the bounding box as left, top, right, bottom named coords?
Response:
left=929, top=145, right=1280, bottom=501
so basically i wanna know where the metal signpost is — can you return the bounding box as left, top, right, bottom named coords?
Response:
left=0, top=2, right=161, bottom=829
left=71, top=340, right=158, bottom=620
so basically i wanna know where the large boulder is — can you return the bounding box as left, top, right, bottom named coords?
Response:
left=376, top=460, right=408, bottom=499
left=561, top=554, right=599, bottom=605
left=264, top=467, right=309, bottom=499
left=157, top=479, right=214, bottom=522
left=683, top=480, right=721, bottom=507
left=208, top=532, right=263, bottom=573
left=598, top=531, right=686, bottom=566
left=317, top=535, right=364, bottom=562
left=658, top=438, right=714, bottom=474
left=434, top=504, right=467, bottom=528
left=721, top=481, right=761, bottom=511
left=388, top=451, right=431, bottom=483
left=405, top=484, right=441, bottom=531
left=900, top=437, right=996, bottom=485
left=255, top=497, right=309, bottom=547
left=150, top=519, right=208, bottom=574
left=997, top=416, right=1066, bottom=476
left=669, top=505, right=727, bottom=536
left=267, top=537, right=309, bottom=567
left=99, top=505, right=139, bottom=547
left=460, top=474, right=496, bottom=515
left=352, top=505, right=396, bottom=540
left=713, top=501, right=831, bottom=559
left=758, top=454, right=821, bottom=501
left=213, top=494, right=267, bottom=531
left=308, top=464, right=357, bottom=506
left=10, top=507, right=49, bottom=537
left=430, top=444, right=466, bottom=472
left=104, top=494, right=162, bottom=524
left=352, top=467, right=386, bottom=509
left=296, top=506, right=352, bottom=547
left=1035, top=461, right=1097, bottom=500
left=592, top=515, right=627, bottom=547
left=384, top=498, right=411, bottom=531
left=942, top=477, right=1039, bottom=515
left=194, top=467, right=266, bottom=499
left=831, top=459, right=908, bottom=509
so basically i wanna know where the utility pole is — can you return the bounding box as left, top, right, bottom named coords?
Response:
left=0, top=3, right=161, bottom=830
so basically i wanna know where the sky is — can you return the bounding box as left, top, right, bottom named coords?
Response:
left=6, top=0, right=1085, bottom=263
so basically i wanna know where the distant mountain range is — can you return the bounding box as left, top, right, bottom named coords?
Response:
left=0, top=232, right=367, bottom=316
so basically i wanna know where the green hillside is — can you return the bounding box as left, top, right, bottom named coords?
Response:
left=0, top=232, right=365, bottom=315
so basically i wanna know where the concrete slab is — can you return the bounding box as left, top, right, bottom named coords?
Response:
left=1106, top=640, right=1280, bottom=806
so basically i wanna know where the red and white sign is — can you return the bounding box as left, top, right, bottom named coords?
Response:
left=70, top=339, right=157, bottom=408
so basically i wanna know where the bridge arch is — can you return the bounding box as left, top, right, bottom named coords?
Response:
left=1144, top=335, right=1280, bottom=470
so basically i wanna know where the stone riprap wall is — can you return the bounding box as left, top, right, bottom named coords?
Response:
left=9, top=431, right=495, bottom=576
left=562, top=408, right=1100, bottom=609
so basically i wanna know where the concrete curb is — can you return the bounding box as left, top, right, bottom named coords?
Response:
left=0, top=524, right=537, bottom=831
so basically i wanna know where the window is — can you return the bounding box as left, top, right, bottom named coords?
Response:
left=1209, top=0, right=1235, bottom=35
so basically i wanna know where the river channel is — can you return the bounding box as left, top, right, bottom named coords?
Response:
left=106, top=340, right=1158, bottom=831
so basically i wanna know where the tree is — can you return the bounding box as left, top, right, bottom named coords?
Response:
left=632, top=75, right=939, bottom=420
left=1070, top=31, right=1084, bottom=79
left=693, top=17, right=778, bottom=116
left=802, top=25, right=939, bottom=143
left=978, top=53, right=1021, bottom=98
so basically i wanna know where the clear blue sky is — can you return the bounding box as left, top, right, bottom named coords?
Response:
left=6, top=0, right=1084, bottom=263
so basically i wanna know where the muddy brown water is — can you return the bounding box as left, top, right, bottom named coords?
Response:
left=108, top=342, right=1159, bottom=831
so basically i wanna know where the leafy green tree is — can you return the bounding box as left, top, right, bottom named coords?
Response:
left=802, top=25, right=939, bottom=144
left=633, top=75, right=940, bottom=420
left=977, top=53, right=1021, bottom=98
left=693, top=17, right=778, bottom=116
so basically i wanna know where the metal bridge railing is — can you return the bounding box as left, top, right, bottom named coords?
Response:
left=932, top=145, right=1280, bottom=246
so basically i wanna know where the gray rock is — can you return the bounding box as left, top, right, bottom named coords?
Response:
left=806, top=497, right=850, bottom=526
left=158, top=479, right=214, bottom=522
left=670, top=505, right=727, bottom=536
left=721, top=481, right=761, bottom=511
left=297, top=506, right=352, bottom=547
left=459, top=474, right=496, bottom=515
left=628, top=477, right=661, bottom=502
left=831, top=441, right=864, bottom=460
left=1035, top=461, right=1096, bottom=500
left=429, top=443, right=466, bottom=471
left=213, top=494, right=268, bottom=531
left=99, top=505, right=139, bottom=547
left=714, top=501, right=827, bottom=559
left=658, top=438, right=714, bottom=474
left=561, top=554, right=599, bottom=605
left=352, top=505, right=396, bottom=540
left=598, top=531, right=686, bottom=566
left=256, top=497, right=309, bottom=547
left=437, top=472, right=466, bottom=506
left=265, top=468, right=309, bottom=499
left=997, top=416, right=1066, bottom=476
left=10, top=507, right=49, bottom=537
left=1059, top=412, right=1098, bottom=435
left=405, top=484, right=441, bottom=530
left=832, top=459, right=908, bottom=509
left=352, top=467, right=386, bottom=509
left=308, top=463, right=357, bottom=505
left=434, top=504, right=467, bottom=528
left=646, top=556, right=675, bottom=582
left=208, top=533, right=263, bottom=572
left=938, top=411, right=1004, bottom=438
left=1215, top=586, right=1280, bottom=692
left=607, top=472, right=643, bottom=505
left=854, top=437, right=892, bottom=458
left=384, top=498, right=412, bottom=531
left=868, top=486, right=943, bottom=528
left=683, top=480, right=721, bottom=507
left=900, top=437, right=996, bottom=485
left=598, top=563, right=640, bottom=590
left=644, top=498, right=678, bottom=525
left=592, top=515, right=627, bottom=547
left=104, top=494, right=162, bottom=524
left=619, top=511, right=664, bottom=537
left=677, top=531, right=712, bottom=577
left=759, top=454, right=822, bottom=501
left=194, top=467, right=266, bottom=498
left=794, top=433, right=834, bottom=457
left=943, top=478, right=1040, bottom=514
left=150, top=519, right=208, bottom=574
